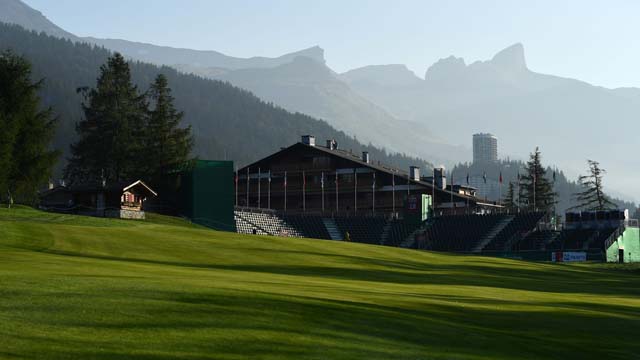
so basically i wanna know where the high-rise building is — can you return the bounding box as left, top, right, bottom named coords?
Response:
left=473, top=133, right=498, bottom=163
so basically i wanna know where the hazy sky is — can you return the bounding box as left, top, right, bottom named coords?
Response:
left=23, top=0, right=640, bottom=88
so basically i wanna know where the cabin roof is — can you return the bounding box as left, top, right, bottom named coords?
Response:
left=40, top=180, right=157, bottom=198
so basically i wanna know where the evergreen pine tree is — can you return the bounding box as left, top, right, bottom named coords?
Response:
left=519, top=147, right=557, bottom=212
left=571, top=160, right=616, bottom=211
left=66, top=53, right=147, bottom=184
left=0, top=51, right=59, bottom=205
left=144, top=74, right=194, bottom=184
left=503, top=182, right=517, bottom=212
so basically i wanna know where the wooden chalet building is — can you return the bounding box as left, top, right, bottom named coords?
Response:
left=236, top=136, right=501, bottom=217
left=40, top=180, right=157, bottom=219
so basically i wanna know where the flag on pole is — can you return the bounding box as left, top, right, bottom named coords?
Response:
left=466, top=173, right=469, bottom=185
left=321, top=172, right=324, bottom=189
left=372, top=172, right=376, bottom=190
left=283, top=171, right=287, bottom=188
left=499, top=171, right=503, bottom=184
left=483, top=172, right=487, bottom=184
left=553, top=170, right=556, bottom=183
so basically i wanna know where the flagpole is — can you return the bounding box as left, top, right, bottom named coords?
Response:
left=321, top=171, right=324, bottom=213
left=499, top=171, right=502, bottom=209
left=533, top=170, right=537, bottom=212
left=284, top=171, right=287, bottom=212
left=258, top=167, right=261, bottom=208
left=372, top=172, right=376, bottom=215
left=450, top=171, right=453, bottom=212
left=432, top=168, right=435, bottom=216
left=354, top=169, right=357, bottom=215
left=268, top=170, right=271, bottom=209
left=335, top=170, right=339, bottom=214
left=303, top=170, right=306, bottom=212
left=466, top=173, right=469, bottom=213
left=392, top=172, right=395, bottom=215
left=246, top=167, right=250, bottom=207
left=235, top=167, right=238, bottom=207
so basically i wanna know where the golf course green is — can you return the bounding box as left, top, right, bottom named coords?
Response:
left=0, top=207, right=638, bottom=359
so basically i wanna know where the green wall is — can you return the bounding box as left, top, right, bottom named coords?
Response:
left=607, top=227, right=640, bottom=263
left=182, top=160, right=236, bottom=232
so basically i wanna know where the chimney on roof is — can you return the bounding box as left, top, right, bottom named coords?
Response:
left=362, top=151, right=370, bottom=164
left=301, top=135, right=315, bottom=146
left=326, top=139, right=337, bottom=150
left=410, top=166, right=420, bottom=181
left=434, top=167, right=446, bottom=189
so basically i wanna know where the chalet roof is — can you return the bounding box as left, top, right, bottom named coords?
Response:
left=40, top=180, right=157, bottom=198
left=240, top=142, right=483, bottom=205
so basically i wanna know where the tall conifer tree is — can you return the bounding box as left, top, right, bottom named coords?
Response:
left=144, top=74, right=193, bottom=184
left=66, top=53, right=147, bottom=183
left=503, top=182, right=517, bottom=212
left=571, top=160, right=616, bottom=211
left=519, top=147, right=557, bottom=212
left=0, top=51, right=58, bottom=205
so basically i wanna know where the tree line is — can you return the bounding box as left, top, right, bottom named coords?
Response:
left=0, top=51, right=58, bottom=205
left=65, top=53, right=193, bottom=185
left=0, top=23, right=433, bottom=179
left=0, top=50, right=193, bottom=204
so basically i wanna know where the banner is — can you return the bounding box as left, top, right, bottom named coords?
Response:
left=551, top=251, right=587, bottom=262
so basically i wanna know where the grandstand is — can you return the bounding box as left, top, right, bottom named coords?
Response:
left=229, top=136, right=638, bottom=262
left=233, top=206, right=637, bottom=264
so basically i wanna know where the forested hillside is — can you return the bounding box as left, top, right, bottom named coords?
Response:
left=0, top=23, right=431, bottom=175
left=452, top=159, right=635, bottom=213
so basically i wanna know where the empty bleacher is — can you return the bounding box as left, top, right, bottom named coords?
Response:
left=483, top=212, right=545, bottom=251
left=517, top=230, right=559, bottom=251
left=416, top=214, right=503, bottom=251
left=334, top=216, right=387, bottom=244
left=554, top=227, right=620, bottom=251
left=384, top=220, right=423, bottom=247
left=282, top=214, right=331, bottom=239
left=234, top=209, right=304, bottom=237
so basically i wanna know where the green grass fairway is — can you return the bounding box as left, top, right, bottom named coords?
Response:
left=1, top=207, right=639, bottom=360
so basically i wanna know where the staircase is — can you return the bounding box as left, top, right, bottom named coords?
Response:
left=379, top=221, right=392, bottom=245
left=472, top=215, right=514, bottom=252
left=323, top=218, right=343, bottom=240
left=400, top=222, right=429, bottom=249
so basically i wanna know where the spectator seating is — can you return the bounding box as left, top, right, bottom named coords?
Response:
left=282, top=214, right=331, bottom=239
left=384, top=220, right=424, bottom=247
left=334, top=216, right=387, bottom=244
left=484, top=212, right=545, bottom=251
left=516, top=230, right=559, bottom=251
left=234, top=209, right=304, bottom=237
left=418, top=214, right=503, bottom=251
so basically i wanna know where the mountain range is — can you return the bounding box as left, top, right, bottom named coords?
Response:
left=1, top=0, right=638, bottom=202
left=341, top=43, right=640, bottom=200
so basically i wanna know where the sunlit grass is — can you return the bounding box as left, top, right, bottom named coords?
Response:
left=0, top=207, right=638, bottom=359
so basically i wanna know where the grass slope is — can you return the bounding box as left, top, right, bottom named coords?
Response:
left=0, top=207, right=639, bottom=360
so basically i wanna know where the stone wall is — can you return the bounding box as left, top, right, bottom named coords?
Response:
left=105, top=209, right=145, bottom=220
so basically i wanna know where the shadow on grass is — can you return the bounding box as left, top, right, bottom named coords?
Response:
left=6, top=289, right=639, bottom=360
left=38, top=247, right=640, bottom=298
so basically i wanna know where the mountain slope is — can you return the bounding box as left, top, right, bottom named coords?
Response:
left=2, top=0, right=465, bottom=166
left=208, top=56, right=467, bottom=164
left=342, top=44, right=640, bottom=200
left=2, top=0, right=324, bottom=70
left=85, top=37, right=326, bottom=70
left=0, top=23, right=432, bottom=175
left=0, top=0, right=76, bottom=39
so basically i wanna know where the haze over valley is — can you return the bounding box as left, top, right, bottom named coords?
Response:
left=2, top=0, right=639, bottom=202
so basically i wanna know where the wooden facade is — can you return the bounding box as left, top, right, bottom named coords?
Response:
left=40, top=180, right=157, bottom=219
left=236, top=138, right=501, bottom=217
